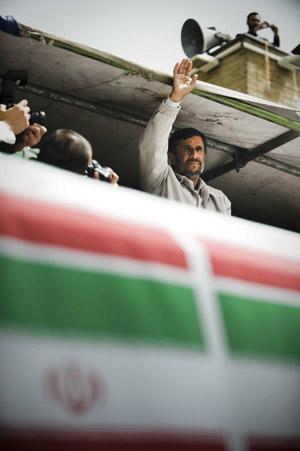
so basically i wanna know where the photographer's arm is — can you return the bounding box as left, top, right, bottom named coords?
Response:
left=253, top=21, right=280, bottom=47
left=252, top=20, right=269, bottom=32
left=270, top=24, right=279, bottom=47
left=0, top=100, right=32, bottom=153
left=0, top=100, right=30, bottom=136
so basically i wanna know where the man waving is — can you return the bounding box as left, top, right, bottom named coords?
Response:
left=139, top=58, right=231, bottom=214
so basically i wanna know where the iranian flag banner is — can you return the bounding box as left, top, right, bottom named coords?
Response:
left=0, top=154, right=299, bottom=451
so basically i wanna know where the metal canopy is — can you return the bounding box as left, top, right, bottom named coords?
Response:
left=0, top=25, right=299, bottom=232
left=203, top=130, right=300, bottom=181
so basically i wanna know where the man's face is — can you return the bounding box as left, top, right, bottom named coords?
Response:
left=247, top=14, right=260, bottom=32
left=169, top=136, right=205, bottom=180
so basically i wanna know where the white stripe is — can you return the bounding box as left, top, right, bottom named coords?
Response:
left=215, top=276, right=300, bottom=307
left=1, top=155, right=300, bottom=262
left=0, top=330, right=299, bottom=437
left=0, top=236, right=193, bottom=288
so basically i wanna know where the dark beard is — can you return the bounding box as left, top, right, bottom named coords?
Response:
left=183, top=160, right=203, bottom=177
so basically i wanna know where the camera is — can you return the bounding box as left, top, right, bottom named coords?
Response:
left=0, top=70, right=46, bottom=126
left=86, top=159, right=113, bottom=182
left=29, top=110, right=46, bottom=126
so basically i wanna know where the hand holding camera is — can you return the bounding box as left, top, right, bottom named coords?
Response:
left=260, top=21, right=270, bottom=29
left=0, top=99, right=30, bottom=135
left=86, top=159, right=119, bottom=184
left=14, top=122, right=47, bottom=152
left=259, top=21, right=278, bottom=35
left=0, top=71, right=47, bottom=152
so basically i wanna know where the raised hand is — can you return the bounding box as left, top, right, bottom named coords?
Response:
left=170, top=58, right=198, bottom=103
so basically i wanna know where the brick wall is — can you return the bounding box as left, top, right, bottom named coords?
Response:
left=194, top=36, right=300, bottom=107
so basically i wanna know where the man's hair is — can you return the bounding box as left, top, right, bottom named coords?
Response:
left=168, top=128, right=207, bottom=155
left=247, top=12, right=259, bottom=22
left=38, top=129, right=92, bottom=174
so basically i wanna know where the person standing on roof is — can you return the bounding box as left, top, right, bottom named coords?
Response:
left=246, top=12, right=280, bottom=47
left=139, top=58, right=231, bottom=215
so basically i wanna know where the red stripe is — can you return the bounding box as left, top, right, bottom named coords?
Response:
left=247, top=436, right=300, bottom=450
left=199, top=239, right=300, bottom=291
left=0, top=427, right=226, bottom=451
left=0, top=193, right=188, bottom=269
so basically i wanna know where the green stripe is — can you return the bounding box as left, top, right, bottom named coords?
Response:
left=0, top=255, right=204, bottom=350
left=27, top=32, right=139, bottom=73
left=193, top=90, right=300, bottom=133
left=219, top=293, right=300, bottom=363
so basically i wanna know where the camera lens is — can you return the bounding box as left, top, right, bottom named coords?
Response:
left=29, top=111, right=46, bottom=126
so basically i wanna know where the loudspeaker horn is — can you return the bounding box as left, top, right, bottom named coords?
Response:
left=181, top=19, right=231, bottom=58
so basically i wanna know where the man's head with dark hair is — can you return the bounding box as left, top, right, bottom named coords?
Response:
left=247, top=12, right=260, bottom=33
left=38, top=129, right=92, bottom=174
left=247, top=12, right=259, bottom=22
left=168, top=127, right=207, bottom=187
left=168, top=128, right=207, bottom=155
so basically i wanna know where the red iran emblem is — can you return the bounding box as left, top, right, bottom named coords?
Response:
left=44, top=362, right=107, bottom=415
